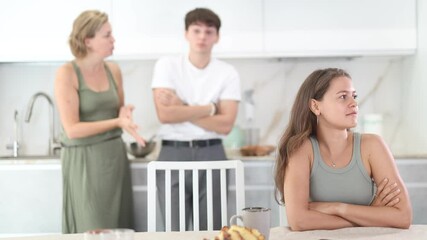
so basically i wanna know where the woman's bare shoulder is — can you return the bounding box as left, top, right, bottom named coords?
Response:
left=105, top=61, right=122, bottom=83
left=55, top=62, right=76, bottom=84
left=105, top=61, right=121, bottom=74
left=360, top=133, right=393, bottom=163
left=288, top=137, right=314, bottom=163
left=56, top=62, right=74, bottom=74
left=56, top=62, right=76, bottom=82
left=360, top=133, right=386, bottom=149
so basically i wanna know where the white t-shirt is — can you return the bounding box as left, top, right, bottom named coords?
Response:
left=151, top=55, right=241, bottom=141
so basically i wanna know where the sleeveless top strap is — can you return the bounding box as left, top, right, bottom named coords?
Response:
left=104, top=62, right=118, bottom=91
left=71, top=61, right=85, bottom=90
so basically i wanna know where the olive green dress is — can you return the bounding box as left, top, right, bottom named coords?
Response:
left=60, top=61, right=134, bottom=233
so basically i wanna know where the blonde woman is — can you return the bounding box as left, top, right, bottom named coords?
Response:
left=54, top=10, right=145, bottom=233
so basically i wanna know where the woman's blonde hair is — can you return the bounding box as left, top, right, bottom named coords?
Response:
left=68, top=10, right=108, bottom=58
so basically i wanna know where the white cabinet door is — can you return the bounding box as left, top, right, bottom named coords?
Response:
left=0, top=164, right=61, bottom=235
left=0, top=0, right=111, bottom=62
left=111, top=0, right=263, bottom=60
left=204, top=0, right=264, bottom=57
left=1, top=0, right=416, bottom=62
left=264, top=0, right=417, bottom=57
left=111, top=0, right=190, bottom=59
left=396, top=160, right=427, bottom=224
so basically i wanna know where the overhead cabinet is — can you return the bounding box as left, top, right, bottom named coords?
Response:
left=111, top=0, right=264, bottom=59
left=263, top=0, right=417, bottom=57
left=0, top=0, right=416, bottom=62
left=0, top=0, right=111, bottom=62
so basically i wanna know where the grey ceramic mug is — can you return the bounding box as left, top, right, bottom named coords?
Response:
left=230, top=207, right=271, bottom=240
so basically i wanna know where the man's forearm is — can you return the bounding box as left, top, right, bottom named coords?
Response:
left=191, top=114, right=234, bottom=135
left=156, top=104, right=211, bottom=124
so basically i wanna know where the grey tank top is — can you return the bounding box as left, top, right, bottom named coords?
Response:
left=309, top=132, right=374, bottom=205
left=60, top=61, right=122, bottom=147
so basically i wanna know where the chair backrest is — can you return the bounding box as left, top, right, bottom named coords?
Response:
left=147, top=160, right=245, bottom=232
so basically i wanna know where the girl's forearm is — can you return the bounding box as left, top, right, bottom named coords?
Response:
left=336, top=203, right=411, bottom=229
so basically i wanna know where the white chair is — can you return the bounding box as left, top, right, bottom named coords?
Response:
left=147, top=160, right=245, bottom=232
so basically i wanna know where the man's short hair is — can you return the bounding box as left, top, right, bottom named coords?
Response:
left=185, top=8, right=221, bottom=32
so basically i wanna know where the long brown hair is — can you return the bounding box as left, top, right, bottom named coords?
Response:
left=274, top=68, right=351, bottom=204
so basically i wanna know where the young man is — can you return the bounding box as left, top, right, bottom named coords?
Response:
left=151, top=8, right=241, bottom=230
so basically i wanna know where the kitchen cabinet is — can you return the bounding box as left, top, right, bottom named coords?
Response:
left=264, top=0, right=417, bottom=57
left=0, top=162, right=62, bottom=236
left=1, top=158, right=426, bottom=236
left=0, top=0, right=416, bottom=62
left=110, top=0, right=263, bottom=60
left=111, top=0, right=416, bottom=59
left=0, top=0, right=111, bottom=62
left=395, top=159, right=427, bottom=224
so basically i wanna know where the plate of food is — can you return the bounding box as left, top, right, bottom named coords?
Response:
left=206, top=225, right=265, bottom=240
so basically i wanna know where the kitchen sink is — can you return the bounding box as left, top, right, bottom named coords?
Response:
left=0, top=155, right=60, bottom=160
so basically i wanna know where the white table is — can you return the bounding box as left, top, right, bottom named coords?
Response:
left=272, top=225, right=427, bottom=240
left=3, top=225, right=427, bottom=240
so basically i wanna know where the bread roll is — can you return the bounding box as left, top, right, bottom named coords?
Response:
left=211, top=225, right=265, bottom=240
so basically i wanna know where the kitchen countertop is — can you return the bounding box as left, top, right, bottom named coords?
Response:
left=1, top=154, right=426, bottom=165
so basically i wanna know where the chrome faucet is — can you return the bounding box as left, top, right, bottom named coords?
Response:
left=25, top=92, right=61, bottom=156
left=6, top=110, right=20, bottom=157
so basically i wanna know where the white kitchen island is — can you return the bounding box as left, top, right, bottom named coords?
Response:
left=1, top=157, right=426, bottom=236
left=0, top=159, right=62, bottom=237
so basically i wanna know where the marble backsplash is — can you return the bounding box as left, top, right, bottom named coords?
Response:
left=0, top=56, right=426, bottom=157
